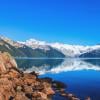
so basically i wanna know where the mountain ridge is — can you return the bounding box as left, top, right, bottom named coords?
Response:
left=0, top=35, right=100, bottom=58
left=19, top=38, right=100, bottom=57
left=0, top=35, right=65, bottom=58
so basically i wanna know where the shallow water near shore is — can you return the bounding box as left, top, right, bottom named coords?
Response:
left=16, top=58, right=100, bottom=100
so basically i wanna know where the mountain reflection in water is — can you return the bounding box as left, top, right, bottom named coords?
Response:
left=15, top=58, right=100, bottom=74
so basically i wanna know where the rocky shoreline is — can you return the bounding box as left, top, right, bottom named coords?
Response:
left=0, top=52, right=91, bottom=100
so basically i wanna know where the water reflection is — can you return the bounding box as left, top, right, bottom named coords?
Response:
left=84, top=59, right=100, bottom=66
left=15, top=58, right=100, bottom=100
left=16, top=58, right=100, bottom=74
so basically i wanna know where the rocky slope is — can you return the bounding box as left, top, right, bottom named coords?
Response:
left=0, top=52, right=55, bottom=100
left=0, top=38, right=26, bottom=57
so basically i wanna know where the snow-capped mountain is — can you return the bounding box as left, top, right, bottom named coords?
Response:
left=50, top=43, right=100, bottom=57
left=19, top=38, right=100, bottom=57
left=19, top=39, right=50, bottom=51
left=0, top=35, right=65, bottom=57
left=0, top=35, right=100, bottom=57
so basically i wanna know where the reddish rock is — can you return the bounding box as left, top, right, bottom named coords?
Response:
left=0, top=52, right=55, bottom=100
left=0, top=78, right=15, bottom=97
left=42, top=82, right=55, bottom=95
left=37, top=92, right=48, bottom=100
left=23, top=85, right=33, bottom=94
left=15, top=92, right=29, bottom=100
left=0, top=93, right=5, bottom=100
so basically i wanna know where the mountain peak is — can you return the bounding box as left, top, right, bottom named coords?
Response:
left=26, top=38, right=47, bottom=45
left=0, top=35, right=24, bottom=48
left=0, top=35, right=10, bottom=41
left=18, top=38, right=50, bottom=50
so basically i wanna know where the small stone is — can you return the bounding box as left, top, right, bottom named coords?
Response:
left=52, top=80, right=67, bottom=90
left=16, top=86, right=23, bottom=92
left=23, top=85, right=33, bottom=93
left=15, top=92, right=29, bottom=100
left=30, top=71, right=39, bottom=77
left=9, top=96, right=14, bottom=100
left=25, top=93, right=32, bottom=99
left=61, top=92, right=67, bottom=96
left=68, top=93, right=73, bottom=97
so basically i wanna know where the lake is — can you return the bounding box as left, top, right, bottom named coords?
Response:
left=15, top=58, right=100, bottom=100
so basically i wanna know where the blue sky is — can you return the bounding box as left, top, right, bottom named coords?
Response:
left=0, top=0, right=100, bottom=45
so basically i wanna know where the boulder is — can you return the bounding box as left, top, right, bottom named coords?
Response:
left=0, top=52, right=17, bottom=74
